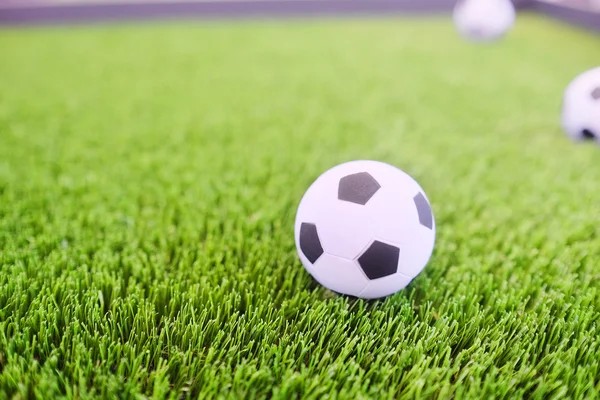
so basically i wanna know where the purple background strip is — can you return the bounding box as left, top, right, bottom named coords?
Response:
left=531, top=1, right=600, bottom=32
left=0, top=0, right=598, bottom=32
left=0, top=0, right=456, bottom=25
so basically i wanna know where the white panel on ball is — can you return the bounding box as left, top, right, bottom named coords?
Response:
left=357, top=272, right=414, bottom=300
left=312, top=254, right=369, bottom=297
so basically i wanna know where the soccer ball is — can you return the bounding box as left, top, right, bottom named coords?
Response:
left=562, top=67, right=600, bottom=143
left=453, top=0, right=516, bottom=43
left=294, top=160, right=435, bottom=299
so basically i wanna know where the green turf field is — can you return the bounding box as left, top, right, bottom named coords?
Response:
left=1, top=14, right=599, bottom=399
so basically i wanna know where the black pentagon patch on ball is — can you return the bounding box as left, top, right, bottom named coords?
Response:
left=338, top=172, right=381, bottom=205
left=358, top=241, right=400, bottom=280
left=591, top=87, right=600, bottom=100
left=581, top=129, right=596, bottom=140
left=413, top=192, right=433, bottom=230
left=299, top=223, right=324, bottom=264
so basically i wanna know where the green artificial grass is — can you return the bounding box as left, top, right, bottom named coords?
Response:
left=1, top=14, right=600, bottom=399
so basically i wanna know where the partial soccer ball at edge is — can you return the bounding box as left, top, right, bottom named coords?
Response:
left=562, top=67, right=600, bottom=143
left=453, top=0, right=516, bottom=43
left=294, top=160, right=435, bottom=299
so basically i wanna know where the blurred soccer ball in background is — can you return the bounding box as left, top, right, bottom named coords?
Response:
left=562, top=67, right=600, bottom=144
left=453, top=0, right=516, bottom=43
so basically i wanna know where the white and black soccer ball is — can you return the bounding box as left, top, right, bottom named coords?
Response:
left=562, top=67, right=600, bottom=143
left=453, top=0, right=516, bottom=43
left=294, top=160, right=435, bottom=299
